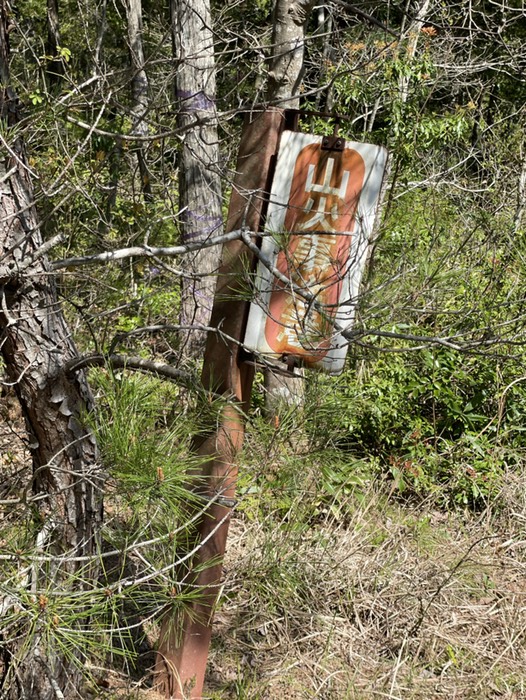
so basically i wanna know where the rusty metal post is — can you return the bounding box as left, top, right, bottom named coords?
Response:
left=154, top=108, right=285, bottom=699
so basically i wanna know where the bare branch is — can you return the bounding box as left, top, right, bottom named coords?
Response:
left=51, top=228, right=246, bottom=269
left=65, top=353, right=195, bottom=386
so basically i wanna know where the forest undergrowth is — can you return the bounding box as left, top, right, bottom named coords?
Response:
left=2, top=0, right=526, bottom=697
left=2, top=371, right=525, bottom=700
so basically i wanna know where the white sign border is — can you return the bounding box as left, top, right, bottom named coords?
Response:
left=244, top=131, right=388, bottom=374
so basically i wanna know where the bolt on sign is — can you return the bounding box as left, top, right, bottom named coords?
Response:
left=244, top=131, right=388, bottom=374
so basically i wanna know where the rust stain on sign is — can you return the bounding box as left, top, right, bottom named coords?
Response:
left=265, top=144, right=365, bottom=363
left=245, top=131, right=388, bottom=374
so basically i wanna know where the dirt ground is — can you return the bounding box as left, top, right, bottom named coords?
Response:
left=87, top=479, right=526, bottom=700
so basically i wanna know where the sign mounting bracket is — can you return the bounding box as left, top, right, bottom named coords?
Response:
left=321, top=135, right=344, bottom=152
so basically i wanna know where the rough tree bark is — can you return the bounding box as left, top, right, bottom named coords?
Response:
left=0, top=2, right=103, bottom=696
left=126, top=0, right=152, bottom=201
left=512, top=154, right=526, bottom=236
left=264, top=0, right=315, bottom=412
left=267, top=0, right=315, bottom=107
left=172, top=0, right=223, bottom=355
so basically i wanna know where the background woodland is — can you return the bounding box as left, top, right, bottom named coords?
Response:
left=1, top=0, right=526, bottom=698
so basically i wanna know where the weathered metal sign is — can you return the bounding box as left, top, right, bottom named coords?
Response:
left=244, top=131, right=388, bottom=374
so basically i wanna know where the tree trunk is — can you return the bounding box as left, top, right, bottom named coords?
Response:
left=267, top=0, right=315, bottom=108
left=0, top=2, right=103, bottom=696
left=512, top=155, right=526, bottom=236
left=264, top=0, right=315, bottom=411
left=46, top=0, right=64, bottom=88
left=126, top=0, right=152, bottom=201
left=172, top=0, right=223, bottom=356
left=397, top=0, right=432, bottom=105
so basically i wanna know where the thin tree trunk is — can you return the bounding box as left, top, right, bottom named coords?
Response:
left=99, top=112, right=123, bottom=238
left=126, top=0, right=152, bottom=201
left=0, top=3, right=103, bottom=696
left=314, top=5, right=334, bottom=111
left=172, top=0, right=223, bottom=356
left=362, top=0, right=429, bottom=277
left=46, top=0, right=64, bottom=88
left=398, top=0, right=432, bottom=105
left=513, top=154, right=526, bottom=236
left=264, top=0, right=315, bottom=411
left=93, top=0, right=108, bottom=73
left=267, top=0, right=315, bottom=108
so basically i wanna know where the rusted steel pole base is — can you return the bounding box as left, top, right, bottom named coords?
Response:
left=153, top=499, right=229, bottom=699
left=154, top=620, right=213, bottom=699
left=153, top=108, right=285, bottom=699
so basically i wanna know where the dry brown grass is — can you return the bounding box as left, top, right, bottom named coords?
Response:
left=2, top=394, right=526, bottom=700
left=202, top=475, right=526, bottom=699
left=78, top=483, right=526, bottom=699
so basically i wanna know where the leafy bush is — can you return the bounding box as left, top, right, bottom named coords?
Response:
left=303, top=346, right=524, bottom=507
